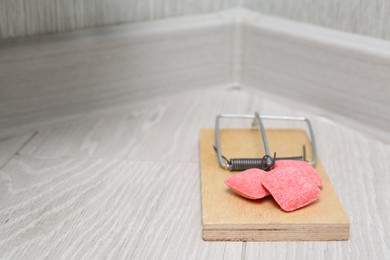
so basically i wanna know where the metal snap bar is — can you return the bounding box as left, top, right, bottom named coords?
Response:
left=214, top=113, right=317, bottom=171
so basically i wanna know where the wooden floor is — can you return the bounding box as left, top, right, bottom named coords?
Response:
left=0, top=87, right=389, bottom=259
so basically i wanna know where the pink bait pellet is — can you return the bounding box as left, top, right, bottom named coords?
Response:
left=274, top=160, right=323, bottom=187
left=224, top=168, right=270, bottom=200
left=261, top=165, right=321, bottom=212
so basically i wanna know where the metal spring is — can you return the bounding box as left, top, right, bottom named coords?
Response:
left=230, top=154, right=275, bottom=171
left=214, top=145, right=306, bottom=171
left=230, top=158, right=269, bottom=171
left=229, top=155, right=305, bottom=171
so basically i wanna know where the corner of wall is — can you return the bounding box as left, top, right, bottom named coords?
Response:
left=1, top=8, right=389, bottom=141
left=238, top=11, right=390, bottom=140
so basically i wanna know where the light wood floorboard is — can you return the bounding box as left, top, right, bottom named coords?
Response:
left=0, top=157, right=242, bottom=259
left=0, top=87, right=389, bottom=258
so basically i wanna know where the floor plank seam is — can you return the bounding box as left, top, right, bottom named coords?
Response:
left=7, top=154, right=200, bottom=166
left=0, top=131, right=37, bottom=170
left=14, top=131, right=38, bottom=155
left=241, top=242, right=246, bottom=260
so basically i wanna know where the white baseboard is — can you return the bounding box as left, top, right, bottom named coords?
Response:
left=0, top=12, right=235, bottom=131
left=240, top=9, right=390, bottom=140
left=0, top=8, right=389, bottom=140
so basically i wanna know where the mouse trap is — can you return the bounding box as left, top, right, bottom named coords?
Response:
left=199, top=113, right=349, bottom=241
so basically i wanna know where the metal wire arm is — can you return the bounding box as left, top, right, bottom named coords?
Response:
left=214, top=113, right=317, bottom=171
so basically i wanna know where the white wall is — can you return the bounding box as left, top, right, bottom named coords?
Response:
left=1, top=0, right=390, bottom=40
left=0, top=0, right=241, bottom=39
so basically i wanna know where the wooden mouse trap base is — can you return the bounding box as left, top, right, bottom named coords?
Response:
left=199, top=128, right=349, bottom=241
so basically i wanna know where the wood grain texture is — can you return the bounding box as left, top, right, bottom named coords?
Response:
left=200, top=129, right=349, bottom=241
left=0, top=0, right=241, bottom=39
left=241, top=12, right=390, bottom=139
left=0, top=13, right=233, bottom=131
left=0, top=157, right=242, bottom=259
left=244, top=0, right=390, bottom=41
left=0, top=87, right=389, bottom=258
left=18, top=87, right=322, bottom=160
left=18, top=87, right=257, bottom=161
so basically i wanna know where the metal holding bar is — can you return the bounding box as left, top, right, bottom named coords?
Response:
left=214, top=113, right=317, bottom=171
left=254, top=112, right=270, bottom=157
